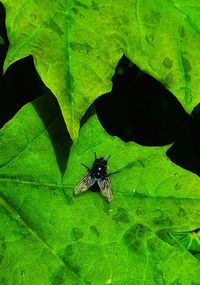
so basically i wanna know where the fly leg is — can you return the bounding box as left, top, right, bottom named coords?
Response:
left=107, top=171, right=119, bottom=177
left=81, top=163, right=90, bottom=171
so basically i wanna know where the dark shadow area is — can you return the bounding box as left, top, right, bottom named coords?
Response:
left=0, top=2, right=9, bottom=52
left=95, top=55, right=200, bottom=176
left=33, top=92, right=71, bottom=176
left=95, top=55, right=191, bottom=146
left=0, top=56, right=45, bottom=128
left=80, top=103, right=96, bottom=127
left=0, top=3, right=9, bottom=47
left=167, top=105, right=200, bottom=176
left=0, top=2, right=9, bottom=123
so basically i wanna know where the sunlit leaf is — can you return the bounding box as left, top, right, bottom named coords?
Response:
left=1, top=94, right=200, bottom=283
left=1, top=0, right=200, bottom=140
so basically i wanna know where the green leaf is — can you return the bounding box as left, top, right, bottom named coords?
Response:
left=1, top=0, right=200, bottom=140
left=170, top=228, right=200, bottom=261
left=1, top=93, right=200, bottom=284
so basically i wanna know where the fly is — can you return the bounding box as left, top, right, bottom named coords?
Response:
left=74, top=153, right=118, bottom=202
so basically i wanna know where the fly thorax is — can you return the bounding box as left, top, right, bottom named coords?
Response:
left=93, top=164, right=106, bottom=178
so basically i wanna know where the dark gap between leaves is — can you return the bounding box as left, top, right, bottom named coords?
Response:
left=95, top=55, right=200, bottom=176
left=0, top=56, right=46, bottom=128
left=0, top=3, right=9, bottom=45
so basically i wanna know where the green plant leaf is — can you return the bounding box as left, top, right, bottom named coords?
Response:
left=1, top=93, right=200, bottom=284
left=170, top=228, right=200, bottom=255
left=1, top=0, right=200, bottom=140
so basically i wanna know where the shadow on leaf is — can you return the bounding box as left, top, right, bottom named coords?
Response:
left=33, top=92, right=71, bottom=177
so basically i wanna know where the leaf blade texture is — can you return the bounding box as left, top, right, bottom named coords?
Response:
left=1, top=94, right=200, bottom=283
left=2, top=0, right=200, bottom=140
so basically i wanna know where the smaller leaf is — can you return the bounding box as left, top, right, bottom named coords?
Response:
left=170, top=228, right=200, bottom=262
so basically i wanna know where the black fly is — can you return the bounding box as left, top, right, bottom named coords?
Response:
left=74, top=153, right=118, bottom=202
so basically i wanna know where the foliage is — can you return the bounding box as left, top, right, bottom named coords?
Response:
left=1, top=0, right=200, bottom=140
left=1, top=0, right=200, bottom=284
left=1, top=94, right=200, bottom=284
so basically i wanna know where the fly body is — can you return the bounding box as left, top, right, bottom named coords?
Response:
left=91, top=157, right=108, bottom=180
left=74, top=153, right=118, bottom=203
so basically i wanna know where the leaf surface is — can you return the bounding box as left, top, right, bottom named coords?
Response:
left=1, top=0, right=200, bottom=140
left=1, top=94, right=200, bottom=284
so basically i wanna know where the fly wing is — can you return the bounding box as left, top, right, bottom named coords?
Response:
left=98, top=177, right=113, bottom=203
left=75, top=172, right=95, bottom=195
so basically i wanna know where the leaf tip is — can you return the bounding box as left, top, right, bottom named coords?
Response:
left=67, top=122, right=80, bottom=144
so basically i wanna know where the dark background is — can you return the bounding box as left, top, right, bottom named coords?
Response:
left=1, top=3, right=200, bottom=176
